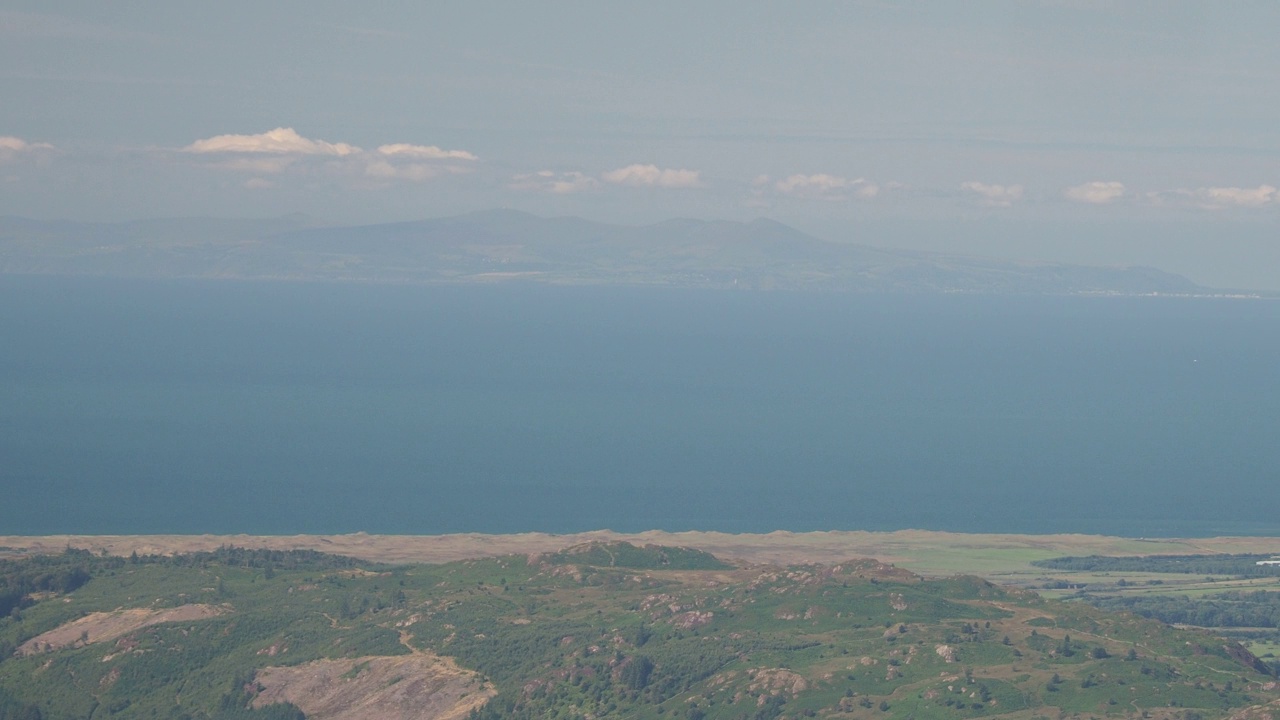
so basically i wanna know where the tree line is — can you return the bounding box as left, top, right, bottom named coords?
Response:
left=1034, top=554, right=1280, bottom=577
left=1086, top=590, right=1280, bottom=629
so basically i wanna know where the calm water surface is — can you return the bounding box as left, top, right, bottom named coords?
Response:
left=2, top=277, right=1277, bottom=536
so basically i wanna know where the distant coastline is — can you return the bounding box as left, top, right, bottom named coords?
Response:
left=4, top=210, right=1261, bottom=296
left=5, top=530, right=1280, bottom=579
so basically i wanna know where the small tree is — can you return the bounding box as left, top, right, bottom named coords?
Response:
left=620, top=656, right=654, bottom=691
left=633, top=623, right=652, bottom=647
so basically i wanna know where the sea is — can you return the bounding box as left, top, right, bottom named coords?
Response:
left=2, top=276, right=1277, bottom=538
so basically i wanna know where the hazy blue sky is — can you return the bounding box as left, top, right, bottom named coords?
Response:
left=2, top=1, right=1278, bottom=288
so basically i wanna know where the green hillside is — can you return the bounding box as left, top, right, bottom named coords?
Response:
left=541, top=541, right=732, bottom=570
left=1, top=544, right=1277, bottom=720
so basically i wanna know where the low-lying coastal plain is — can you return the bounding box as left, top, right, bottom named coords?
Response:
left=6, top=529, right=1279, bottom=580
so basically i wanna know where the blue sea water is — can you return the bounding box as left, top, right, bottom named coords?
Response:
left=2, top=276, right=1277, bottom=537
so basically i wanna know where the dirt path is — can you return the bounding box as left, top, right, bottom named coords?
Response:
left=398, top=630, right=420, bottom=655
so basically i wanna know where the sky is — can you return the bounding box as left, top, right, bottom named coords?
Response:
left=2, top=1, right=1279, bottom=289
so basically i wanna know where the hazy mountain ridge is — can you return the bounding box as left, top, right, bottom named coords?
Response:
left=0, top=210, right=1220, bottom=295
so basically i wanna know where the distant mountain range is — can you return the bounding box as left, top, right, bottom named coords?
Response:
left=0, top=209, right=1232, bottom=295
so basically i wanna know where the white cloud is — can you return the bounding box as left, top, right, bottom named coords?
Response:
left=364, top=160, right=441, bottom=182
left=1189, top=184, right=1277, bottom=209
left=775, top=174, right=845, bottom=195
left=184, top=127, right=360, bottom=156
left=377, top=143, right=477, bottom=161
left=0, top=135, right=55, bottom=162
left=1064, top=181, right=1125, bottom=204
left=243, top=177, right=274, bottom=190
left=960, top=181, right=1023, bottom=207
left=183, top=129, right=478, bottom=186
left=511, top=170, right=599, bottom=194
left=775, top=174, right=830, bottom=196
left=602, top=163, right=701, bottom=188
left=772, top=174, right=879, bottom=200
left=0, top=136, right=51, bottom=152
left=518, top=163, right=708, bottom=193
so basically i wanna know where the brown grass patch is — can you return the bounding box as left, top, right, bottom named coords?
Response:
left=252, top=653, right=493, bottom=720
left=16, top=604, right=227, bottom=656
